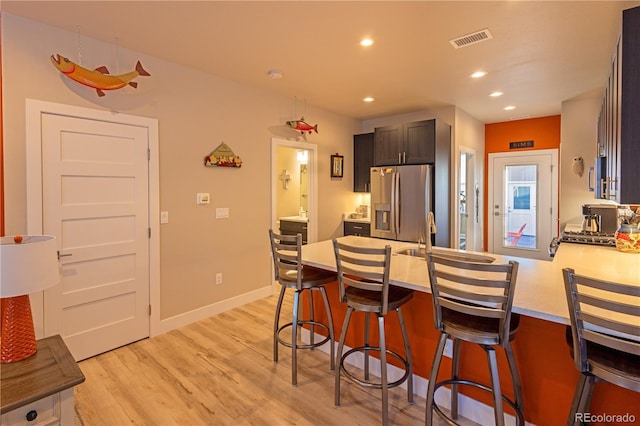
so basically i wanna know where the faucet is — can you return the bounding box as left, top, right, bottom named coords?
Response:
left=425, top=211, right=437, bottom=252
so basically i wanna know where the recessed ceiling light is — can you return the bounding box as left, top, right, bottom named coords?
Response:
left=360, top=38, right=374, bottom=47
left=489, top=91, right=503, bottom=97
left=267, top=69, right=283, bottom=79
left=504, top=105, right=516, bottom=111
left=363, top=97, right=375, bottom=102
left=471, top=71, right=487, bottom=78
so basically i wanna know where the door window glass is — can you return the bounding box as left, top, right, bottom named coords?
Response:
left=503, top=165, right=537, bottom=249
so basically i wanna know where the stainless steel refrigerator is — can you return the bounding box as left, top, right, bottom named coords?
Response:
left=370, top=164, right=434, bottom=243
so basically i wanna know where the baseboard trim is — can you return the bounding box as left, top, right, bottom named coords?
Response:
left=154, top=286, right=273, bottom=335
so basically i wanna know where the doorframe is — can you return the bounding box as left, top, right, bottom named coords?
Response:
left=487, top=148, right=558, bottom=257
left=25, top=99, right=161, bottom=338
left=271, top=138, right=318, bottom=244
left=455, top=146, right=479, bottom=251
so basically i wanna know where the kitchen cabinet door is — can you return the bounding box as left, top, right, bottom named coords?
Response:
left=279, top=220, right=307, bottom=244
left=596, top=5, right=640, bottom=203
left=373, top=124, right=402, bottom=166
left=373, top=119, right=444, bottom=166
left=404, top=120, right=436, bottom=164
left=354, top=133, right=374, bottom=192
left=619, top=5, right=640, bottom=203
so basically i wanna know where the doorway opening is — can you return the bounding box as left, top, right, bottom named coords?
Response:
left=270, top=138, right=318, bottom=244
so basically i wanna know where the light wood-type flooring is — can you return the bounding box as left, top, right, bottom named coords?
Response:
left=74, top=294, right=478, bottom=425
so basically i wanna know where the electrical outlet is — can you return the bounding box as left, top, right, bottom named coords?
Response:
left=443, top=338, right=453, bottom=358
left=215, top=273, right=223, bottom=285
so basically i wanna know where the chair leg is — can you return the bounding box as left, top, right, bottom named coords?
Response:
left=378, top=314, right=389, bottom=426
left=290, top=290, right=302, bottom=386
left=451, top=338, right=461, bottom=420
left=273, top=285, right=287, bottom=363
left=426, top=332, right=448, bottom=426
left=486, top=346, right=505, bottom=426
left=568, top=373, right=595, bottom=426
left=319, top=285, right=335, bottom=370
left=397, top=307, right=414, bottom=403
left=568, top=373, right=587, bottom=426
left=364, top=312, right=371, bottom=381
left=307, top=288, right=315, bottom=349
left=336, top=307, right=353, bottom=407
left=504, top=341, right=524, bottom=425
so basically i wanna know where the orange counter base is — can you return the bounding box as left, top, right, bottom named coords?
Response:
left=313, top=284, right=639, bottom=424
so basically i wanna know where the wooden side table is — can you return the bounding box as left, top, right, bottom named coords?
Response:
left=1, top=335, right=85, bottom=425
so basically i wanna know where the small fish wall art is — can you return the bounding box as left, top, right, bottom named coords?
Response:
left=50, top=53, right=150, bottom=97
left=204, top=142, right=242, bottom=168
left=286, top=116, right=318, bottom=135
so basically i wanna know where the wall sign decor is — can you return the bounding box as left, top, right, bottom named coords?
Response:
left=331, top=154, right=344, bottom=178
left=204, top=142, right=243, bottom=168
left=509, top=140, right=534, bottom=149
left=50, top=53, right=150, bottom=97
left=286, top=116, right=318, bottom=135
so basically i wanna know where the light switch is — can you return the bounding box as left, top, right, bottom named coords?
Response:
left=197, top=193, right=210, bottom=205
left=216, top=208, right=230, bottom=219
left=160, top=211, right=169, bottom=224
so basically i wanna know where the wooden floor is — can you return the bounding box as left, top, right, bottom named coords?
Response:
left=74, top=294, right=476, bottom=425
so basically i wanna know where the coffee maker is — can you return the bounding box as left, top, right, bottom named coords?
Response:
left=581, top=204, right=618, bottom=233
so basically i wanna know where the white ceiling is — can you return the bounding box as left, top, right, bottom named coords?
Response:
left=3, top=1, right=639, bottom=123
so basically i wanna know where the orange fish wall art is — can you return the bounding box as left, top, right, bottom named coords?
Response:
left=286, top=117, right=318, bottom=135
left=50, top=53, right=150, bottom=97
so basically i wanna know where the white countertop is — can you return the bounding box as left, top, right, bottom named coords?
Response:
left=342, top=213, right=370, bottom=223
left=301, top=236, right=640, bottom=325
left=343, top=217, right=371, bottom=223
left=279, top=215, right=309, bottom=223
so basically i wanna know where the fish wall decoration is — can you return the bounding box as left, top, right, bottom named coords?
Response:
left=286, top=117, right=318, bottom=135
left=50, top=53, right=150, bottom=97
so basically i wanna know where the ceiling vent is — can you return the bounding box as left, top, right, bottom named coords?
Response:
left=449, top=29, right=493, bottom=49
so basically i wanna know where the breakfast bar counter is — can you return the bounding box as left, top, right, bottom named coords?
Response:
left=301, top=236, right=639, bottom=425
left=302, top=236, right=640, bottom=325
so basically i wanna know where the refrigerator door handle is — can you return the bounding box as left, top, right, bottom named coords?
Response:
left=393, top=172, right=400, bottom=234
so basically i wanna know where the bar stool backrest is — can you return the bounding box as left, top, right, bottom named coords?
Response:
left=562, top=268, right=640, bottom=373
left=333, top=240, right=392, bottom=314
left=269, top=229, right=303, bottom=289
left=426, top=253, right=519, bottom=345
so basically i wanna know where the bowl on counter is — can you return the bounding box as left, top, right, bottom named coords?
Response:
left=614, top=223, right=640, bottom=253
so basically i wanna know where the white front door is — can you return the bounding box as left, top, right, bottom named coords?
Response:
left=41, top=113, right=151, bottom=360
left=488, top=149, right=558, bottom=260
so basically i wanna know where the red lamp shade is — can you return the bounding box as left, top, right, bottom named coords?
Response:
left=0, top=235, right=60, bottom=363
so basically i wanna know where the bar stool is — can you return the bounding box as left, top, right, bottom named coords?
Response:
left=562, top=268, right=640, bottom=426
left=268, top=229, right=336, bottom=386
left=332, top=240, right=414, bottom=426
left=425, top=252, right=523, bottom=426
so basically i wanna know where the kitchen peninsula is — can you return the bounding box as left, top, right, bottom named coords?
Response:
left=301, top=236, right=639, bottom=425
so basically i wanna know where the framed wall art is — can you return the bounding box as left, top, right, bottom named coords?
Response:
left=331, top=154, right=344, bottom=178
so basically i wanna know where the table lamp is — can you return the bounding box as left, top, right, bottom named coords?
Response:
left=0, top=235, right=60, bottom=363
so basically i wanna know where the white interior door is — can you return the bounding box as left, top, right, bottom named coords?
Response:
left=488, top=150, right=558, bottom=260
left=41, top=113, right=150, bottom=360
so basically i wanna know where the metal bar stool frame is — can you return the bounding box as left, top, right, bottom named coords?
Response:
left=425, top=253, right=524, bottom=426
left=562, top=268, right=640, bottom=426
left=269, top=229, right=336, bottom=386
left=333, top=240, right=415, bottom=426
